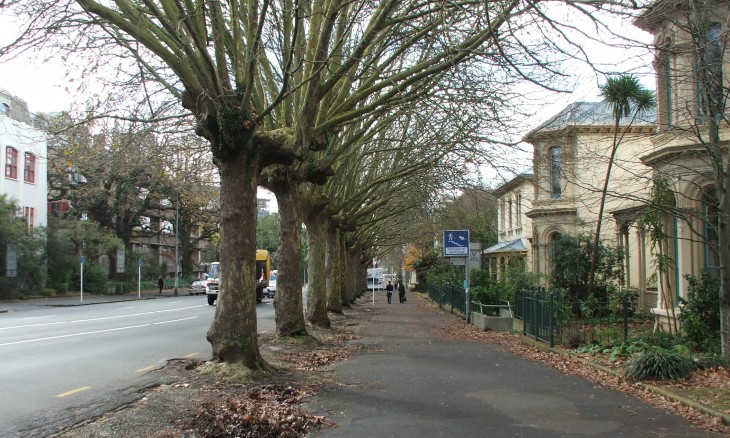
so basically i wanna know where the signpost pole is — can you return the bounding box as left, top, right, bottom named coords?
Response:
left=138, top=258, right=142, bottom=298
left=80, top=256, right=85, bottom=303
left=465, top=259, right=470, bottom=323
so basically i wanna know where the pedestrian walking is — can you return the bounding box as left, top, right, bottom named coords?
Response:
left=398, top=281, right=406, bottom=303
left=385, top=281, right=394, bottom=304
left=158, top=276, right=164, bottom=294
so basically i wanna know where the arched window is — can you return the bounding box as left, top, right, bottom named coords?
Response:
left=702, top=188, right=720, bottom=277
left=549, top=147, right=562, bottom=198
left=5, top=146, right=18, bottom=179
left=24, top=153, right=36, bottom=183
left=659, top=52, right=673, bottom=128
left=697, top=23, right=724, bottom=121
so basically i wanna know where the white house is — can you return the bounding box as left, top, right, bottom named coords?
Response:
left=0, top=88, right=48, bottom=230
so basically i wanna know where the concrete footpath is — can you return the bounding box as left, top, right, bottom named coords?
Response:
left=307, top=292, right=721, bottom=437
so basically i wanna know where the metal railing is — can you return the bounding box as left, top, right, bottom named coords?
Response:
left=514, top=287, right=649, bottom=348
left=428, top=283, right=465, bottom=315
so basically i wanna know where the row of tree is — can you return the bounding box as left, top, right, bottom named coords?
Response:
left=6, top=0, right=728, bottom=367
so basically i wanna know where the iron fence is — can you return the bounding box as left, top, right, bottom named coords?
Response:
left=515, top=287, right=652, bottom=348
left=428, top=282, right=466, bottom=315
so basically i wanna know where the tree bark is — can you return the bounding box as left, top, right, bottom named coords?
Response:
left=718, top=137, right=730, bottom=361
left=206, top=154, right=267, bottom=369
left=273, top=183, right=308, bottom=337
left=303, top=213, right=330, bottom=328
left=326, top=223, right=343, bottom=313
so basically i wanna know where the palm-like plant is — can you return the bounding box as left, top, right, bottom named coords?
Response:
left=588, top=75, right=656, bottom=297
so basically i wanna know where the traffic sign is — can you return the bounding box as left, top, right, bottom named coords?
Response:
left=443, top=230, right=469, bottom=256
left=80, top=256, right=85, bottom=265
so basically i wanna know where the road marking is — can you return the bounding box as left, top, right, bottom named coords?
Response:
left=136, top=365, right=157, bottom=373
left=118, top=307, right=135, bottom=310
left=0, top=305, right=207, bottom=331
left=22, top=315, right=57, bottom=320
left=56, top=386, right=91, bottom=398
left=0, top=324, right=150, bottom=347
left=184, top=352, right=199, bottom=358
left=152, top=316, right=198, bottom=325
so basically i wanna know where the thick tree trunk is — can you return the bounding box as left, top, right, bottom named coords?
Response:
left=273, top=184, right=308, bottom=337
left=326, top=224, right=343, bottom=313
left=206, top=155, right=267, bottom=369
left=304, top=214, right=330, bottom=327
left=340, top=238, right=353, bottom=307
left=719, top=160, right=730, bottom=361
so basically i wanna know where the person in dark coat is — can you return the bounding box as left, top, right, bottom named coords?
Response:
left=385, top=281, right=394, bottom=304
left=158, top=277, right=164, bottom=294
left=398, top=281, right=406, bottom=303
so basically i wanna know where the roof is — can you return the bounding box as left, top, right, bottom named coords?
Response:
left=524, top=101, right=656, bottom=140
left=482, top=238, right=528, bottom=254
left=493, top=173, right=534, bottom=198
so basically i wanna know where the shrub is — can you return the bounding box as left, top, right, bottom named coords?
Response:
left=679, top=271, right=720, bottom=354
left=70, top=263, right=108, bottom=294
left=694, top=354, right=727, bottom=370
left=625, top=350, right=696, bottom=381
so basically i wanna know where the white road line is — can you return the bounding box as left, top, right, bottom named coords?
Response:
left=22, top=315, right=57, bottom=320
left=0, top=305, right=207, bottom=331
left=152, top=316, right=198, bottom=325
left=0, top=316, right=199, bottom=347
left=0, top=324, right=151, bottom=347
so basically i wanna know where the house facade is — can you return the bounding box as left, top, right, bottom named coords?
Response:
left=523, top=102, right=656, bottom=299
left=483, top=174, right=534, bottom=279
left=0, top=88, right=48, bottom=230
left=634, top=0, right=729, bottom=325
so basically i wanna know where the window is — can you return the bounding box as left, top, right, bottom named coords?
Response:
left=5, top=146, right=18, bottom=179
left=508, top=197, right=513, bottom=230
left=24, top=153, right=35, bottom=183
left=549, top=147, right=562, bottom=198
left=697, top=23, right=724, bottom=121
left=515, top=193, right=522, bottom=227
left=500, top=199, right=505, bottom=230
left=659, top=53, right=673, bottom=128
left=24, top=206, right=35, bottom=230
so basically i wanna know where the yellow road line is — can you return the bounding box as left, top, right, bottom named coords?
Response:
left=135, top=365, right=157, bottom=373
left=55, top=386, right=91, bottom=398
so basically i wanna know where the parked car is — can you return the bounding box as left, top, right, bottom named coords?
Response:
left=264, top=270, right=277, bottom=298
left=188, top=280, right=208, bottom=295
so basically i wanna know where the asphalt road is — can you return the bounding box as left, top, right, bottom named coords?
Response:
left=0, top=294, right=276, bottom=437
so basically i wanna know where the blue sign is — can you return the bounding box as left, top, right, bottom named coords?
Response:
left=138, top=258, right=143, bottom=266
left=443, top=230, right=469, bottom=256
left=80, top=256, right=85, bottom=265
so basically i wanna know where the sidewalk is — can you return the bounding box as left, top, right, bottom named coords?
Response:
left=306, top=291, right=722, bottom=437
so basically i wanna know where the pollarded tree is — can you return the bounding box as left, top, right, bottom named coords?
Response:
left=5, top=0, right=648, bottom=369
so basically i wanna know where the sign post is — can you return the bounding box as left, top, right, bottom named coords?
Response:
left=137, top=258, right=143, bottom=298
left=444, top=230, right=470, bottom=322
left=80, top=256, right=85, bottom=303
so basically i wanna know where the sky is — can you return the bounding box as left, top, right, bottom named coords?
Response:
left=0, top=6, right=654, bottom=194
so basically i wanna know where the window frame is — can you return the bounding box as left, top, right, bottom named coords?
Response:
left=549, top=146, right=562, bottom=198
left=5, top=146, right=18, bottom=179
left=24, top=152, right=36, bottom=183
